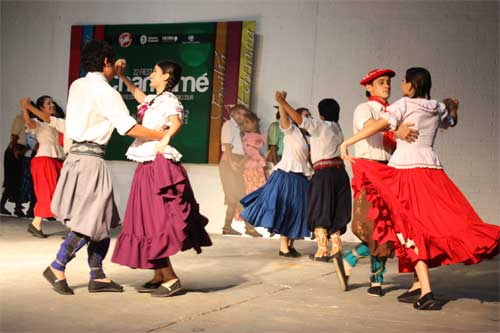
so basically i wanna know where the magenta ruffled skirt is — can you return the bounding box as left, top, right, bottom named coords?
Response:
left=112, top=155, right=212, bottom=269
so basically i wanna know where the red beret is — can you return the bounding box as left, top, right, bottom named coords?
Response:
left=360, top=68, right=396, bottom=86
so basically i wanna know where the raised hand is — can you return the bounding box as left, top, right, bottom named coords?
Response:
left=114, top=58, right=127, bottom=78
left=19, top=97, right=30, bottom=110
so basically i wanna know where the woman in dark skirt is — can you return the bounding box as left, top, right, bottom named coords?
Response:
left=111, top=59, right=212, bottom=297
left=240, top=91, right=313, bottom=257
left=276, top=95, right=351, bottom=290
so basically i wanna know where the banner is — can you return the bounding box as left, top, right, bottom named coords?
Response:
left=68, top=21, right=256, bottom=163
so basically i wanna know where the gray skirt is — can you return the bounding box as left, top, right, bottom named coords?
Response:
left=51, top=153, right=120, bottom=241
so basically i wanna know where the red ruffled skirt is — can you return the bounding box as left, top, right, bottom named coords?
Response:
left=111, top=155, right=212, bottom=269
left=351, top=158, right=500, bottom=273
left=31, top=156, right=63, bottom=218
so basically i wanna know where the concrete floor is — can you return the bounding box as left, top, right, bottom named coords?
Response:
left=0, top=216, right=499, bottom=333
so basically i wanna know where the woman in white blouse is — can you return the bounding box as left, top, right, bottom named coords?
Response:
left=111, top=59, right=212, bottom=297
left=240, top=91, right=313, bottom=257
left=340, top=67, right=499, bottom=310
left=20, top=96, right=65, bottom=238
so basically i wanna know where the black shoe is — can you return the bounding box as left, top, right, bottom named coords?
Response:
left=27, top=224, right=47, bottom=238
left=288, top=247, right=302, bottom=257
left=367, top=284, right=383, bottom=297
left=245, top=229, right=263, bottom=238
left=222, top=228, right=242, bottom=236
left=397, top=288, right=421, bottom=303
left=151, top=279, right=183, bottom=297
left=279, top=250, right=299, bottom=258
left=0, top=207, right=11, bottom=215
left=14, top=210, right=26, bottom=218
left=413, top=292, right=442, bottom=310
left=43, top=266, right=74, bottom=295
left=332, top=252, right=348, bottom=291
left=136, top=280, right=163, bottom=293
left=88, top=280, right=124, bottom=293
left=308, top=254, right=330, bottom=262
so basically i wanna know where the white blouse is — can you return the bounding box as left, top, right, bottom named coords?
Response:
left=274, top=124, right=313, bottom=177
left=383, top=97, right=452, bottom=169
left=126, top=92, right=184, bottom=162
left=353, top=100, right=391, bottom=161
left=27, top=117, right=65, bottom=159
left=300, top=116, right=343, bottom=163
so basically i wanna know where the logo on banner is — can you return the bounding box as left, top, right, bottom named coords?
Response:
left=140, top=35, right=147, bottom=45
left=118, top=32, right=132, bottom=48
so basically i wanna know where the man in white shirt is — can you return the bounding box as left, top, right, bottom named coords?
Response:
left=344, top=68, right=418, bottom=297
left=219, top=105, right=261, bottom=237
left=44, top=40, right=168, bottom=295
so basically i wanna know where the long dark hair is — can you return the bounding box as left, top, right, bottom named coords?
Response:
left=405, top=67, right=432, bottom=99
left=148, top=60, right=183, bottom=106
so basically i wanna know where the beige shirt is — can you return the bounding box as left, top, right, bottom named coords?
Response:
left=65, top=72, right=137, bottom=145
left=11, top=114, right=26, bottom=146
left=353, top=100, right=391, bottom=161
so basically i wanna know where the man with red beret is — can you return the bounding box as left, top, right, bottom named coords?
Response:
left=342, top=68, right=417, bottom=296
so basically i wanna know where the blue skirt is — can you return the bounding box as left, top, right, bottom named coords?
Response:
left=240, top=169, right=310, bottom=239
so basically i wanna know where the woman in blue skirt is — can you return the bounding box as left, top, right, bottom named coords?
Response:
left=240, top=91, right=313, bottom=257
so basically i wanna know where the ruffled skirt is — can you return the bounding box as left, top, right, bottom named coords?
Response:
left=111, top=155, right=212, bottom=269
left=351, top=158, right=500, bottom=273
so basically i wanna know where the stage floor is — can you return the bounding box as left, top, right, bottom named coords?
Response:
left=1, top=216, right=498, bottom=333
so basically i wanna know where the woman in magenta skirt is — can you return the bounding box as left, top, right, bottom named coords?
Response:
left=111, top=59, right=212, bottom=297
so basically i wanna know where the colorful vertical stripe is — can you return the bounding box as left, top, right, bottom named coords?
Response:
left=222, top=21, right=242, bottom=121
left=208, top=22, right=229, bottom=164
left=237, top=21, right=256, bottom=109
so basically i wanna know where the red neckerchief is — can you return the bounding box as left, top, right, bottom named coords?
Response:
left=369, top=96, right=396, bottom=153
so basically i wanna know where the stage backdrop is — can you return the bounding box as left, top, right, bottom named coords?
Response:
left=68, top=21, right=256, bottom=163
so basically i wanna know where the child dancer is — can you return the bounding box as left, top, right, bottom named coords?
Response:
left=341, top=67, right=500, bottom=310
left=277, top=96, right=351, bottom=290
left=219, top=105, right=261, bottom=237
left=241, top=112, right=267, bottom=194
left=20, top=96, right=65, bottom=238
left=45, top=40, right=167, bottom=295
left=343, top=68, right=417, bottom=296
left=266, top=109, right=284, bottom=165
left=240, top=91, right=313, bottom=257
left=111, top=59, right=212, bottom=297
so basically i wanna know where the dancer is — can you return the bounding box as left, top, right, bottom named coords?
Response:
left=276, top=96, right=351, bottom=290
left=241, top=111, right=267, bottom=194
left=341, top=67, right=500, bottom=310
left=342, top=68, right=417, bottom=296
left=219, top=104, right=261, bottom=237
left=44, top=40, right=168, bottom=295
left=240, top=91, right=313, bottom=257
left=1, top=112, right=26, bottom=217
left=111, top=58, right=212, bottom=297
left=20, top=96, right=65, bottom=238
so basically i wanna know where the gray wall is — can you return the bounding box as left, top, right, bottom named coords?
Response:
left=1, top=1, right=498, bottom=233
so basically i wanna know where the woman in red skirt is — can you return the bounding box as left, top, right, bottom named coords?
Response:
left=20, top=96, right=65, bottom=238
left=340, top=67, right=499, bottom=310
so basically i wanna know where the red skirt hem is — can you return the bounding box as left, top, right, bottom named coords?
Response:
left=351, top=158, right=500, bottom=273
